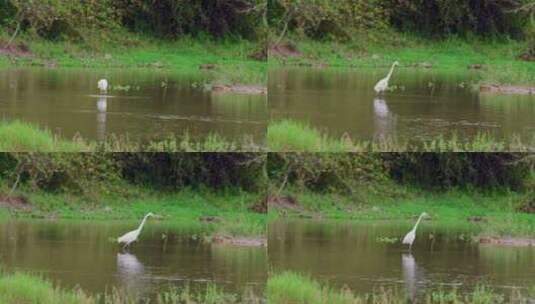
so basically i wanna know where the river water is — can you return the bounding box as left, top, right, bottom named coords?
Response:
left=269, top=219, right=535, bottom=299
left=0, top=68, right=267, bottom=143
left=269, top=68, right=535, bottom=144
left=0, top=219, right=266, bottom=300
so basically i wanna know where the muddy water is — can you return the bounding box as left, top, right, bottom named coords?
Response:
left=269, top=68, right=535, bottom=143
left=0, top=68, right=267, bottom=142
left=269, top=219, right=535, bottom=298
left=0, top=219, right=266, bottom=299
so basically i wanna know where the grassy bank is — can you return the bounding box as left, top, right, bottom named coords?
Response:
left=267, top=271, right=532, bottom=304
left=0, top=120, right=88, bottom=152
left=0, top=32, right=266, bottom=86
left=267, top=120, right=535, bottom=152
left=0, top=120, right=264, bottom=152
left=269, top=36, right=535, bottom=86
left=271, top=187, right=535, bottom=238
left=0, top=271, right=259, bottom=304
left=2, top=185, right=266, bottom=238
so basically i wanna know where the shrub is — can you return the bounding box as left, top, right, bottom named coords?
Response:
left=383, top=153, right=531, bottom=190
left=268, top=0, right=389, bottom=41
left=0, top=0, right=121, bottom=41
left=114, top=0, right=266, bottom=39
left=383, top=0, right=525, bottom=37
left=268, top=153, right=389, bottom=195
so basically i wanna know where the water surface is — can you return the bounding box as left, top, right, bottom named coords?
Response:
left=0, top=219, right=266, bottom=299
left=0, top=68, right=267, bottom=142
left=269, top=219, right=535, bottom=299
left=269, top=68, right=535, bottom=143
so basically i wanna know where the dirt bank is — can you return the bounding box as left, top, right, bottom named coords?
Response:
left=0, top=195, right=31, bottom=211
left=480, top=84, right=535, bottom=95
left=211, top=234, right=267, bottom=247
left=211, top=84, right=267, bottom=95
left=478, top=235, right=535, bottom=247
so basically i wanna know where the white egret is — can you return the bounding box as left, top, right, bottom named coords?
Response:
left=402, top=212, right=428, bottom=251
left=98, top=79, right=108, bottom=94
left=117, top=212, right=154, bottom=250
left=374, top=61, right=399, bottom=94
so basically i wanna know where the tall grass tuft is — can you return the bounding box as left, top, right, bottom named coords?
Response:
left=268, top=271, right=526, bottom=304
left=267, top=120, right=348, bottom=152
left=0, top=120, right=86, bottom=152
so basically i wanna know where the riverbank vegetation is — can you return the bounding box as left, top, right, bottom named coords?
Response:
left=0, top=153, right=267, bottom=238
left=268, top=0, right=535, bottom=86
left=267, top=120, right=535, bottom=152
left=0, top=1, right=267, bottom=85
left=0, top=120, right=265, bottom=152
left=268, top=153, right=535, bottom=237
left=3, top=118, right=535, bottom=153
left=267, top=271, right=533, bottom=304
left=0, top=270, right=260, bottom=304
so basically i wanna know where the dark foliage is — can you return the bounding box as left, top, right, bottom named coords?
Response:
left=115, top=0, right=266, bottom=39
left=383, top=153, right=531, bottom=190
left=115, top=153, right=266, bottom=191
left=384, top=0, right=525, bottom=37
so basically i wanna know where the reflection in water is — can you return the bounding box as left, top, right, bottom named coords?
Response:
left=373, top=98, right=396, bottom=140
left=96, top=96, right=107, bottom=140
left=117, top=252, right=146, bottom=298
left=402, top=253, right=423, bottom=302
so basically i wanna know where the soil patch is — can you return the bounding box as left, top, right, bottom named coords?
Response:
left=211, top=234, right=267, bottom=247
left=480, top=84, right=535, bottom=95
left=249, top=47, right=267, bottom=61
left=478, top=235, right=535, bottom=247
left=0, top=41, right=32, bottom=57
left=268, top=43, right=301, bottom=58
left=249, top=196, right=267, bottom=213
left=212, top=84, right=267, bottom=95
left=0, top=194, right=32, bottom=211
left=267, top=195, right=301, bottom=210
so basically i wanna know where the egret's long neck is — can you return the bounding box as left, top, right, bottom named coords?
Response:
left=412, top=214, right=424, bottom=231
left=137, top=214, right=150, bottom=232
left=386, top=63, right=397, bottom=81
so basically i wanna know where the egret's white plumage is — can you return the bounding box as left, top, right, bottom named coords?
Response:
left=98, top=79, right=108, bottom=94
left=374, top=61, right=399, bottom=94
left=402, top=212, right=428, bottom=251
left=117, top=212, right=154, bottom=250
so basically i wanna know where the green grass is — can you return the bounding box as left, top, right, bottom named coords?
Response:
left=266, top=120, right=348, bottom=152
left=267, top=119, right=535, bottom=152
left=0, top=270, right=259, bottom=304
left=1, top=33, right=266, bottom=86
left=273, top=187, right=535, bottom=237
left=0, top=120, right=87, bottom=152
left=3, top=185, right=266, bottom=238
left=270, top=35, right=535, bottom=85
left=0, top=120, right=264, bottom=152
left=0, top=272, right=93, bottom=304
left=267, top=271, right=529, bottom=304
